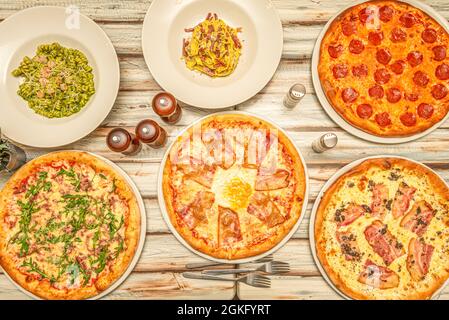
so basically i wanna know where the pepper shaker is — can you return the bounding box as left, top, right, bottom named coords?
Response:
left=283, top=83, right=306, bottom=108
left=107, top=128, right=142, bottom=156
left=136, top=119, right=167, bottom=148
left=152, top=92, right=182, bottom=124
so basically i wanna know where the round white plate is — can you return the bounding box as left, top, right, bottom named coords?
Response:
left=311, top=0, right=449, bottom=144
left=309, top=155, right=449, bottom=300
left=142, top=0, right=283, bottom=109
left=0, top=151, right=146, bottom=300
left=0, top=6, right=120, bottom=148
left=158, top=111, right=309, bottom=264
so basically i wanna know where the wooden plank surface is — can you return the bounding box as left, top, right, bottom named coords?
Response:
left=0, top=0, right=449, bottom=300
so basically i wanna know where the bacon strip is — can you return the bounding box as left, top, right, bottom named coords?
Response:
left=400, top=201, right=434, bottom=236
left=218, top=206, right=242, bottom=247
left=255, top=169, right=290, bottom=191
left=178, top=157, right=216, bottom=188
left=358, top=259, right=400, bottom=289
left=370, top=183, right=389, bottom=218
left=336, top=231, right=361, bottom=261
left=247, top=192, right=285, bottom=228
left=406, top=238, right=434, bottom=281
left=364, top=220, right=404, bottom=265
left=178, top=191, right=215, bottom=229
left=392, top=182, right=416, bottom=219
left=334, top=204, right=366, bottom=227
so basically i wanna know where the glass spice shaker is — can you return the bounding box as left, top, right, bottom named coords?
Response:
left=0, top=139, right=27, bottom=174
left=135, top=119, right=167, bottom=148
left=312, top=133, right=338, bottom=153
left=283, top=83, right=306, bottom=108
left=152, top=92, right=182, bottom=124
left=107, top=128, right=142, bottom=156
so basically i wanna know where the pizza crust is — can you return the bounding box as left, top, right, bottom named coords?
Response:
left=318, top=0, right=449, bottom=137
left=0, top=151, right=141, bottom=300
left=162, top=113, right=306, bottom=260
left=315, top=157, right=449, bottom=300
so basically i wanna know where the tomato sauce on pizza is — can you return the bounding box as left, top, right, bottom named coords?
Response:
left=318, top=0, right=449, bottom=137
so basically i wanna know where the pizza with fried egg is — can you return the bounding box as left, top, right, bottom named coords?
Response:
left=315, top=157, right=449, bottom=299
left=318, top=0, right=449, bottom=137
left=161, top=113, right=307, bottom=260
left=0, top=151, right=141, bottom=300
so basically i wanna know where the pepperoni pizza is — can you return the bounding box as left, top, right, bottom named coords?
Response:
left=318, top=0, right=449, bottom=137
left=315, top=157, right=449, bottom=299
left=161, top=113, right=307, bottom=260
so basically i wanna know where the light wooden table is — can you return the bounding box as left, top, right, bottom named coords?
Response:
left=1, top=0, right=449, bottom=300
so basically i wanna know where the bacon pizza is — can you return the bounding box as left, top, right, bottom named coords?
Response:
left=315, top=157, right=449, bottom=300
left=318, top=0, right=449, bottom=137
left=161, top=113, right=307, bottom=260
left=0, top=151, right=141, bottom=300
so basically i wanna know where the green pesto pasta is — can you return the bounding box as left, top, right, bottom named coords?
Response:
left=12, top=43, right=95, bottom=118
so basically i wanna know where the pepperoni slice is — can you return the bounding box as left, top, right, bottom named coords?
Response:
left=357, top=104, right=373, bottom=119
left=376, top=48, right=392, bottom=65
left=390, top=60, right=406, bottom=75
left=342, top=88, right=359, bottom=103
left=328, top=44, right=344, bottom=58
left=435, top=63, right=449, bottom=80
left=431, top=84, right=448, bottom=100
left=386, top=88, right=402, bottom=103
left=375, top=112, right=392, bottom=127
left=369, top=85, right=385, bottom=99
left=352, top=64, right=368, bottom=78
left=407, top=51, right=423, bottom=67
left=400, top=13, right=416, bottom=28
left=422, top=28, right=437, bottom=43
left=349, top=39, right=364, bottom=54
left=379, top=5, right=394, bottom=22
left=333, top=64, right=349, bottom=79
left=406, top=92, right=419, bottom=102
left=342, top=21, right=356, bottom=36
left=374, top=68, right=391, bottom=84
left=433, top=46, right=446, bottom=61
left=417, top=103, right=434, bottom=119
left=413, top=71, right=429, bottom=87
left=358, top=8, right=371, bottom=24
left=400, top=113, right=417, bottom=127
left=390, top=28, right=407, bottom=43
left=369, top=31, right=384, bottom=46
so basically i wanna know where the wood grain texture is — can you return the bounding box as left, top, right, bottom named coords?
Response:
left=1, top=0, right=449, bottom=300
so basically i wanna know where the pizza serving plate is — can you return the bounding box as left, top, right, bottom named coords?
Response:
left=311, top=0, right=449, bottom=144
left=141, top=0, right=283, bottom=109
left=0, top=151, right=146, bottom=300
left=0, top=6, right=120, bottom=148
left=309, top=155, right=449, bottom=300
left=158, top=111, right=309, bottom=264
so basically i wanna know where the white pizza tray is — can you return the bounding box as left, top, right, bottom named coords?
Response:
left=158, top=111, right=309, bottom=264
left=309, top=155, right=449, bottom=300
left=0, top=151, right=147, bottom=300
left=311, top=0, right=449, bottom=144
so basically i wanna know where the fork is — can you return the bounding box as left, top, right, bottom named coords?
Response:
left=185, top=254, right=274, bottom=269
left=204, top=261, right=290, bottom=275
left=182, top=272, right=271, bottom=288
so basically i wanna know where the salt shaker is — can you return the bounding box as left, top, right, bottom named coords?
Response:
left=152, top=92, right=182, bottom=124
left=312, top=133, right=338, bottom=153
left=136, top=119, right=167, bottom=148
left=107, top=128, right=142, bottom=156
left=283, top=83, right=306, bottom=108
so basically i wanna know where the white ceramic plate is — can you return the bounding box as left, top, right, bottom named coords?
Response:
left=0, top=151, right=146, bottom=300
left=142, top=0, right=283, bottom=109
left=158, top=111, right=309, bottom=264
left=309, top=155, right=449, bottom=300
left=0, top=6, right=120, bottom=148
left=311, top=0, right=449, bottom=144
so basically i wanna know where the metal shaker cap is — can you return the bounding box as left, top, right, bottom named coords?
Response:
left=290, top=84, right=306, bottom=100
left=322, top=133, right=338, bottom=148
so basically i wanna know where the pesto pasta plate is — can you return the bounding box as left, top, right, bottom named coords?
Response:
left=0, top=6, right=120, bottom=148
